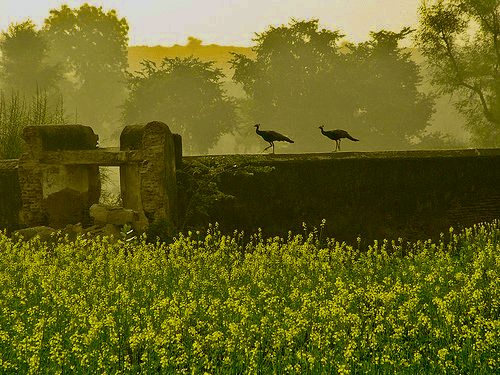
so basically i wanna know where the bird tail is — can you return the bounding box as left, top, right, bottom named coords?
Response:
left=347, top=135, right=359, bottom=142
left=279, top=135, right=294, bottom=143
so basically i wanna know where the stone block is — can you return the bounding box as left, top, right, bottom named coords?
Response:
left=90, top=203, right=142, bottom=227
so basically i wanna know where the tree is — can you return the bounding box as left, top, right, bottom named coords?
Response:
left=42, top=4, right=129, bottom=134
left=187, top=36, right=203, bottom=49
left=416, top=0, right=500, bottom=146
left=230, top=19, right=433, bottom=151
left=353, top=28, right=435, bottom=149
left=124, top=56, right=237, bottom=154
left=230, top=20, right=349, bottom=151
left=230, top=19, right=350, bottom=152
left=0, top=20, right=60, bottom=95
left=0, top=20, right=65, bottom=159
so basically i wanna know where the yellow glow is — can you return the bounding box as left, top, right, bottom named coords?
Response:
left=1, top=0, right=421, bottom=46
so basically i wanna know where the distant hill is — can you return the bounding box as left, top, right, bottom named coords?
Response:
left=128, top=44, right=254, bottom=98
left=128, top=44, right=254, bottom=76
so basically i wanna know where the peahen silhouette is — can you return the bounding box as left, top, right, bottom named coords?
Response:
left=254, top=124, right=294, bottom=154
left=319, top=125, right=359, bottom=151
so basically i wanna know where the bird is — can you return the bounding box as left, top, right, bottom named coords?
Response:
left=254, top=124, right=294, bottom=154
left=318, top=125, right=359, bottom=152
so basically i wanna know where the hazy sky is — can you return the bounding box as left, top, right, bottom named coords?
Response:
left=1, top=0, right=422, bottom=46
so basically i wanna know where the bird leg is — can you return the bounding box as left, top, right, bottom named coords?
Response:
left=263, top=142, right=273, bottom=153
left=263, top=142, right=275, bottom=153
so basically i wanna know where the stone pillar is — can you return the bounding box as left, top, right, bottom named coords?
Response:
left=18, top=125, right=100, bottom=228
left=120, top=121, right=178, bottom=232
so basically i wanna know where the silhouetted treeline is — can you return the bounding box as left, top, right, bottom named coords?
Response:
left=230, top=22, right=435, bottom=152
left=125, top=20, right=439, bottom=153
left=124, top=57, right=237, bottom=154
left=0, top=4, right=128, bottom=145
left=0, top=7, right=466, bottom=154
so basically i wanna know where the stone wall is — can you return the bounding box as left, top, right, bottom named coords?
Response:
left=2, top=122, right=500, bottom=244
left=0, top=160, right=21, bottom=232
left=182, top=149, right=500, bottom=244
left=18, top=125, right=101, bottom=228
left=120, top=121, right=178, bottom=231
left=0, top=122, right=178, bottom=233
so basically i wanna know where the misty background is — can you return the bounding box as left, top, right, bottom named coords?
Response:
left=1, top=1, right=499, bottom=161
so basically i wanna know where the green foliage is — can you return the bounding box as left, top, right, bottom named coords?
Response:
left=0, top=91, right=65, bottom=159
left=42, top=4, right=129, bottom=129
left=0, top=20, right=60, bottom=95
left=416, top=0, right=500, bottom=146
left=355, top=28, right=435, bottom=148
left=0, top=4, right=129, bottom=141
left=0, top=221, right=499, bottom=374
left=124, top=57, right=237, bottom=154
left=230, top=19, right=350, bottom=152
left=177, top=155, right=274, bottom=231
left=231, top=19, right=434, bottom=152
left=145, top=217, right=175, bottom=245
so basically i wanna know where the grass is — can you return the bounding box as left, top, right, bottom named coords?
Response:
left=0, top=90, right=65, bottom=159
left=0, top=221, right=499, bottom=374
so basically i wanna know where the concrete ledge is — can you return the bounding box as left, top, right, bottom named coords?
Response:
left=40, top=149, right=129, bottom=165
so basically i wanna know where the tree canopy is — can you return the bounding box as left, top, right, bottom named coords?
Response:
left=231, top=19, right=433, bottom=152
left=0, top=12, right=442, bottom=153
left=354, top=27, right=435, bottom=149
left=0, top=20, right=60, bottom=95
left=416, top=0, right=500, bottom=146
left=124, top=57, right=237, bottom=154
left=43, top=4, right=129, bottom=132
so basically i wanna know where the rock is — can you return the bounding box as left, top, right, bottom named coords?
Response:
left=46, top=188, right=87, bottom=229
left=61, top=223, right=84, bottom=240
left=13, top=226, right=56, bottom=241
left=89, top=203, right=138, bottom=225
left=102, top=223, right=121, bottom=238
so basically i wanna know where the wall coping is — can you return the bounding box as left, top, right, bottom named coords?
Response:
left=183, top=148, right=500, bottom=162
left=4, top=148, right=500, bottom=171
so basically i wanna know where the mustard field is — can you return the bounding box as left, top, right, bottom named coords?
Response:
left=0, top=222, right=499, bottom=374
